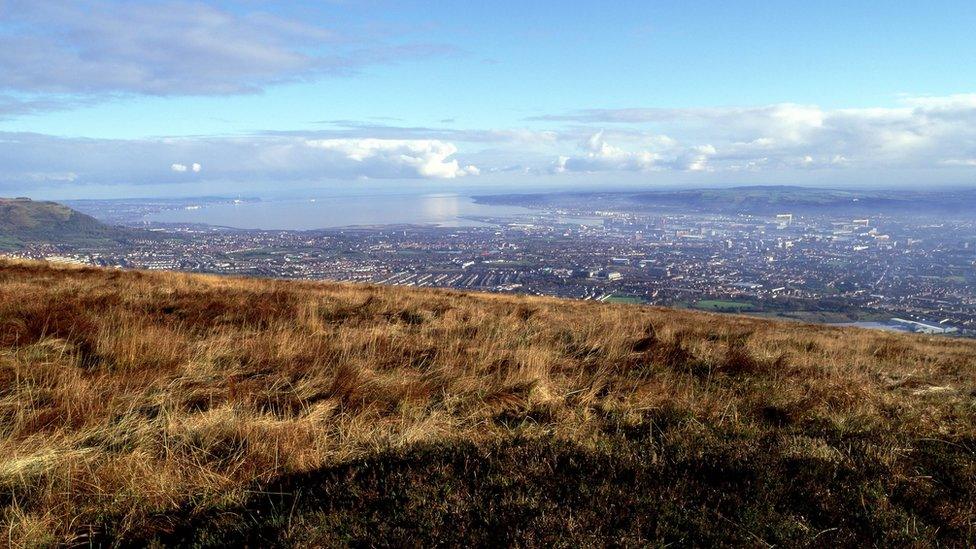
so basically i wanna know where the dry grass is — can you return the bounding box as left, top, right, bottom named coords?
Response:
left=0, top=259, right=974, bottom=546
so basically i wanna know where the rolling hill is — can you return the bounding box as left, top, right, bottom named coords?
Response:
left=0, top=198, right=136, bottom=249
left=0, top=259, right=974, bottom=546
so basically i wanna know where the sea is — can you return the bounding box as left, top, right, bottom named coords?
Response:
left=145, top=193, right=534, bottom=230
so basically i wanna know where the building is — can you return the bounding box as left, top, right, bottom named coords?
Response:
left=890, top=318, right=959, bottom=334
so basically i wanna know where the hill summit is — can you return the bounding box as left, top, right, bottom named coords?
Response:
left=0, top=198, right=131, bottom=249
left=0, top=260, right=974, bottom=546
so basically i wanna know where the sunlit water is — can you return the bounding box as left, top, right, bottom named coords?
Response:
left=146, top=194, right=534, bottom=230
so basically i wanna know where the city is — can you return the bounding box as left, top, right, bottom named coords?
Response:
left=7, top=194, right=974, bottom=336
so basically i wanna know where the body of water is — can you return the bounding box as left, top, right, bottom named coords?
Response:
left=146, top=194, right=534, bottom=230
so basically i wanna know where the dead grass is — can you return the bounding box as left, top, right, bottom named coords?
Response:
left=0, top=259, right=974, bottom=546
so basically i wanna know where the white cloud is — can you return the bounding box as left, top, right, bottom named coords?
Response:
left=551, top=131, right=657, bottom=173
left=942, top=158, right=976, bottom=167
left=172, top=162, right=201, bottom=173
left=542, top=95, right=976, bottom=176
left=24, top=171, right=78, bottom=182
left=304, top=139, right=479, bottom=179
left=553, top=131, right=715, bottom=173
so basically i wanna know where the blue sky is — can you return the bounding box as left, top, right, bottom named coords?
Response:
left=1, top=0, right=975, bottom=198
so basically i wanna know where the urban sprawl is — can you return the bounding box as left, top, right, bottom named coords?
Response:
left=10, top=198, right=975, bottom=336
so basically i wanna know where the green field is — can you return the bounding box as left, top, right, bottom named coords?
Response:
left=693, top=299, right=754, bottom=312
left=604, top=294, right=645, bottom=304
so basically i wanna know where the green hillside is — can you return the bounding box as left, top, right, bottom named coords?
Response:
left=0, top=198, right=133, bottom=249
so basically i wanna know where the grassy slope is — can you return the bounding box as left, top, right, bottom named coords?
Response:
left=0, top=199, right=130, bottom=249
left=0, top=260, right=974, bottom=547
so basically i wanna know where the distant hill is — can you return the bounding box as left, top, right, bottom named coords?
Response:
left=1, top=259, right=974, bottom=546
left=625, top=186, right=976, bottom=215
left=477, top=186, right=976, bottom=216
left=0, top=197, right=137, bottom=249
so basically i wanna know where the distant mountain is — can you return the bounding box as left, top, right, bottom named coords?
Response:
left=0, top=197, right=138, bottom=249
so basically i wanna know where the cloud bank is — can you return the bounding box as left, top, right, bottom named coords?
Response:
left=543, top=96, right=976, bottom=175
left=0, top=95, right=975, bottom=194
left=0, top=134, right=479, bottom=190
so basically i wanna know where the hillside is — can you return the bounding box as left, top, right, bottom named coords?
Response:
left=0, top=198, right=135, bottom=249
left=1, top=260, right=974, bottom=546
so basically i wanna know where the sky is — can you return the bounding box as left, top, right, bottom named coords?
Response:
left=1, top=0, right=975, bottom=199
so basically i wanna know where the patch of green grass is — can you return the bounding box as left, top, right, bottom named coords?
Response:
left=227, top=248, right=284, bottom=259
left=694, top=299, right=754, bottom=312
left=604, top=293, right=645, bottom=305
left=750, top=310, right=889, bottom=324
